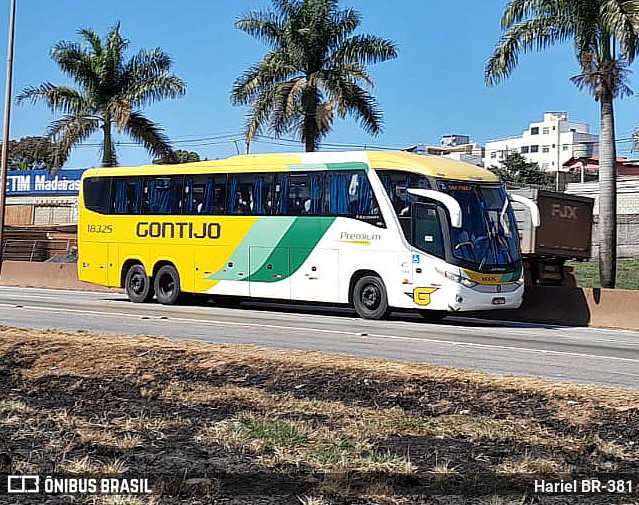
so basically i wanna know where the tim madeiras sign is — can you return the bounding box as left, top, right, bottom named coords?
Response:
left=6, top=169, right=84, bottom=196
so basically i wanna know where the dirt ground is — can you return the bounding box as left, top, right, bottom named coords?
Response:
left=0, top=326, right=637, bottom=505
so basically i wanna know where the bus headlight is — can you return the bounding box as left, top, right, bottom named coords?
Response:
left=460, top=277, right=478, bottom=288
left=436, top=268, right=477, bottom=288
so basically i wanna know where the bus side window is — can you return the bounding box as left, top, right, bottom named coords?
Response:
left=307, top=173, right=325, bottom=215
left=378, top=170, right=421, bottom=216
left=113, top=177, right=142, bottom=214
left=83, top=177, right=112, bottom=214
left=255, top=174, right=274, bottom=215
left=213, top=177, right=227, bottom=214
left=274, top=174, right=289, bottom=214
left=330, top=171, right=370, bottom=216
left=328, top=172, right=350, bottom=215
left=288, top=173, right=310, bottom=215
left=184, top=175, right=223, bottom=215
left=228, top=174, right=254, bottom=214
left=143, top=176, right=183, bottom=215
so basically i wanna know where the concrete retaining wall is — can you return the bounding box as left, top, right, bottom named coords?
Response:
left=0, top=260, right=122, bottom=293
left=471, top=286, right=639, bottom=330
left=1, top=260, right=638, bottom=330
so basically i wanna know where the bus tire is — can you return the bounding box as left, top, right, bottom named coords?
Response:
left=154, top=265, right=181, bottom=305
left=352, top=275, right=390, bottom=320
left=418, top=310, right=447, bottom=322
left=125, top=264, right=154, bottom=303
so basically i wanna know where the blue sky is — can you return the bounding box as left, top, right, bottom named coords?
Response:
left=1, top=0, right=639, bottom=169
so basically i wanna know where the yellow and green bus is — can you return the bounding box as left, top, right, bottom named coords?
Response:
left=78, top=151, right=538, bottom=320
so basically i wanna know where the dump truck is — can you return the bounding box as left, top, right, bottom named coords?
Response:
left=509, top=188, right=594, bottom=285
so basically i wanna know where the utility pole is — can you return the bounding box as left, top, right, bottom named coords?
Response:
left=555, top=117, right=561, bottom=192
left=0, top=0, right=16, bottom=276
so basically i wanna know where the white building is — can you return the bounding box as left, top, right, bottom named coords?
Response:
left=406, top=135, right=485, bottom=166
left=483, top=112, right=598, bottom=173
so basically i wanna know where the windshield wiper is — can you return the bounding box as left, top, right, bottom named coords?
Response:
left=499, top=198, right=511, bottom=237
left=479, top=209, right=514, bottom=269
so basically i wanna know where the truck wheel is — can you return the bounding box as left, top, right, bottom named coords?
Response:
left=352, top=275, right=390, bottom=320
left=125, top=264, right=154, bottom=303
left=154, top=265, right=181, bottom=305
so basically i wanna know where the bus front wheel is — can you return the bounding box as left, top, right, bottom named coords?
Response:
left=125, top=264, right=154, bottom=303
left=352, top=275, right=390, bottom=320
left=154, top=265, right=181, bottom=305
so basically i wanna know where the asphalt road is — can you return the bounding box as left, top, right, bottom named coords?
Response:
left=0, top=286, right=637, bottom=390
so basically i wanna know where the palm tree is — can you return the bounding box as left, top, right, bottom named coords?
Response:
left=17, top=23, right=186, bottom=167
left=485, top=0, right=639, bottom=289
left=231, top=0, right=397, bottom=152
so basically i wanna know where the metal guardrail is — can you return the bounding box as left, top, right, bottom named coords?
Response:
left=1, top=239, right=74, bottom=262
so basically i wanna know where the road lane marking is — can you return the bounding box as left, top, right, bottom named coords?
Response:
left=2, top=303, right=638, bottom=365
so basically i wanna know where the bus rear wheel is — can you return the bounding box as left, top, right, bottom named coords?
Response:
left=125, top=264, right=154, bottom=303
left=352, top=275, right=390, bottom=320
left=154, top=265, right=181, bottom=305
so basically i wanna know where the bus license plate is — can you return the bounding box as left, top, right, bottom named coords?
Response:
left=491, top=297, right=506, bottom=305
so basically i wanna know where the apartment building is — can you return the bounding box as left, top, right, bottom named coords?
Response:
left=405, top=134, right=485, bottom=166
left=483, top=112, right=598, bottom=172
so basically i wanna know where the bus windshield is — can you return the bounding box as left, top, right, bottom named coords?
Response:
left=436, top=180, right=520, bottom=271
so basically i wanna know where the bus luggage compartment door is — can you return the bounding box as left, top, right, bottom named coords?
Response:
left=290, top=248, right=339, bottom=303
left=249, top=247, right=291, bottom=299
left=79, top=241, right=109, bottom=286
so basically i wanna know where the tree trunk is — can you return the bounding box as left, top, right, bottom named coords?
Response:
left=304, top=118, right=316, bottom=152
left=598, top=93, right=617, bottom=288
left=101, top=118, right=115, bottom=167
left=302, top=86, right=318, bottom=152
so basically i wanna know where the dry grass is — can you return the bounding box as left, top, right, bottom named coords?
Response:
left=0, top=399, right=33, bottom=415
left=0, top=326, right=637, bottom=505
left=3, top=325, right=636, bottom=408
left=497, top=452, right=569, bottom=476
left=93, top=497, right=160, bottom=505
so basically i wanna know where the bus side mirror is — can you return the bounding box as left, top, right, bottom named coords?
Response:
left=508, top=193, right=540, bottom=227
left=407, top=188, right=462, bottom=228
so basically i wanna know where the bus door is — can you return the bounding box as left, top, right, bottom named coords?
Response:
left=249, top=246, right=290, bottom=299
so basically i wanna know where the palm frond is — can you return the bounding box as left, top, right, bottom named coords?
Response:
left=486, top=15, right=573, bottom=85
left=46, top=115, right=100, bottom=166
left=501, top=0, right=570, bottom=29
left=16, top=83, right=88, bottom=115
left=232, top=0, right=396, bottom=150
left=236, top=12, right=285, bottom=48
left=124, top=48, right=173, bottom=79
left=320, top=73, right=382, bottom=135
left=122, top=112, right=173, bottom=159
left=570, top=55, right=634, bottom=99
left=231, top=54, right=299, bottom=105
left=51, top=42, right=102, bottom=92
left=244, top=85, right=282, bottom=142
left=331, top=34, right=397, bottom=66
left=602, top=0, right=639, bottom=62
left=328, top=7, right=360, bottom=45
left=125, top=74, right=186, bottom=109
left=77, top=27, right=104, bottom=55
left=20, top=23, right=184, bottom=166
